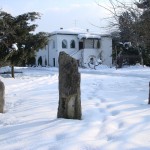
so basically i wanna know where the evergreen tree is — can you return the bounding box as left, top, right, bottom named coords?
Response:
left=119, top=11, right=133, bottom=43
left=0, top=11, right=49, bottom=67
left=111, top=11, right=141, bottom=67
left=135, top=0, right=150, bottom=65
left=136, top=0, right=150, bottom=9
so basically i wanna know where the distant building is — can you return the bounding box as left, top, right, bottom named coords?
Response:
left=36, top=28, right=112, bottom=68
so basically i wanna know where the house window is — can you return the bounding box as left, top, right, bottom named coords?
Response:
left=62, top=39, right=67, bottom=48
left=70, top=40, right=75, bottom=48
left=85, top=39, right=93, bottom=48
left=79, top=41, right=84, bottom=50
left=97, top=40, right=100, bottom=49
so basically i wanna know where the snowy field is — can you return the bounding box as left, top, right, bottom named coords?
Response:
left=0, top=65, right=150, bottom=150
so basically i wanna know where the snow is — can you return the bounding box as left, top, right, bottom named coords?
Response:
left=51, top=27, right=87, bottom=35
left=50, top=27, right=109, bottom=37
left=12, top=43, right=18, bottom=51
left=0, top=66, right=11, bottom=73
left=0, top=65, right=150, bottom=150
left=78, top=34, right=101, bottom=40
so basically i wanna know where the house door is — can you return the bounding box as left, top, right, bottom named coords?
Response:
left=38, top=56, right=42, bottom=66
left=53, top=58, right=55, bottom=67
left=79, top=41, right=83, bottom=50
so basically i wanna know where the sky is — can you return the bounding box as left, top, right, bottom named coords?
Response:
left=0, top=0, right=133, bottom=33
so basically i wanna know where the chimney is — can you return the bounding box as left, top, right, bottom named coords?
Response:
left=86, top=29, right=89, bottom=32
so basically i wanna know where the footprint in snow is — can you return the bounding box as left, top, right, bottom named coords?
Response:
left=80, top=144, right=101, bottom=150
left=118, top=121, right=124, bottom=129
left=111, top=110, right=120, bottom=116
left=106, top=104, right=113, bottom=108
left=102, top=115, right=107, bottom=122
left=56, top=133, right=67, bottom=141
left=95, top=102, right=100, bottom=107
left=100, top=98, right=106, bottom=103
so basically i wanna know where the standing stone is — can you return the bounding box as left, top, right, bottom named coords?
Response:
left=57, top=51, right=82, bottom=119
left=148, top=82, right=150, bottom=104
left=0, top=80, right=5, bottom=113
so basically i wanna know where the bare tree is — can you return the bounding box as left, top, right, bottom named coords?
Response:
left=96, top=0, right=148, bottom=66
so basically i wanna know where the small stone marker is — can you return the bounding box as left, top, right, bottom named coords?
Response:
left=148, top=82, right=150, bottom=104
left=57, top=51, right=82, bottom=119
left=0, top=80, right=5, bottom=113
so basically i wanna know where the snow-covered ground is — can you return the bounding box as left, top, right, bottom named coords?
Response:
left=0, top=65, right=150, bottom=150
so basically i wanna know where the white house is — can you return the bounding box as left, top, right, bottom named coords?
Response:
left=36, top=28, right=112, bottom=68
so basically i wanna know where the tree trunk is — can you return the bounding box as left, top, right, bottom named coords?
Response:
left=11, top=65, right=14, bottom=78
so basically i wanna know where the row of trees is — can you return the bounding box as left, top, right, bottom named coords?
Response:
left=0, top=10, right=49, bottom=68
left=99, top=0, right=150, bottom=67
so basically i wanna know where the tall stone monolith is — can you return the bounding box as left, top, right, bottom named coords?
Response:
left=0, top=80, right=5, bottom=113
left=57, top=51, right=82, bottom=119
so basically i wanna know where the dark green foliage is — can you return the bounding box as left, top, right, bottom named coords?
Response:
left=119, top=11, right=134, bottom=43
left=111, top=31, right=139, bottom=66
left=0, top=11, right=49, bottom=66
left=111, top=0, right=150, bottom=66
left=26, top=57, right=36, bottom=66
left=136, top=0, right=150, bottom=66
left=142, top=48, right=150, bottom=66
left=136, top=0, right=150, bottom=9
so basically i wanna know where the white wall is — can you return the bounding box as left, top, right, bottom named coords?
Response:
left=36, top=34, right=112, bottom=67
left=36, top=34, right=82, bottom=67
left=55, top=34, right=81, bottom=66
left=100, top=36, right=112, bottom=66
left=48, top=35, right=58, bottom=67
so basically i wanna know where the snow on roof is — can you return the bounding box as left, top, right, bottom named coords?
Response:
left=50, top=27, right=110, bottom=37
left=78, top=33, right=101, bottom=40
left=51, top=27, right=87, bottom=35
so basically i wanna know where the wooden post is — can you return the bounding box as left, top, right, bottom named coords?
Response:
left=57, top=51, right=82, bottom=119
left=148, top=82, right=150, bottom=104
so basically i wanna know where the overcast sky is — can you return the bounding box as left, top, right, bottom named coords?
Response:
left=0, top=0, right=133, bottom=33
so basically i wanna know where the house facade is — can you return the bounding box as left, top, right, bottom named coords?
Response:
left=36, top=29, right=112, bottom=68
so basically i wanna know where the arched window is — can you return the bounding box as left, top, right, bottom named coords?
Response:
left=62, top=39, right=67, bottom=48
left=38, top=56, right=42, bottom=66
left=70, top=40, right=75, bottom=48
